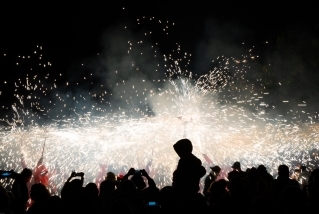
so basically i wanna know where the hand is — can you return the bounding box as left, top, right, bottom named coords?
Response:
left=78, top=172, right=84, bottom=177
left=141, top=169, right=149, bottom=177
left=128, top=168, right=136, bottom=175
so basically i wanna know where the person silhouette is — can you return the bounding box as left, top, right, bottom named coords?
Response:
left=172, top=139, right=206, bottom=195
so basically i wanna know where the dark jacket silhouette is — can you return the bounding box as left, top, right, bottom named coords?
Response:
left=172, top=139, right=206, bottom=195
left=271, top=165, right=299, bottom=200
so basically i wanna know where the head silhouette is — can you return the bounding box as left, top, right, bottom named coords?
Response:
left=211, top=166, right=221, bottom=175
left=278, top=165, right=289, bottom=178
left=257, top=164, right=267, bottom=176
left=173, top=139, right=193, bottom=158
left=106, top=172, right=116, bottom=181
left=231, top=161, right=241, bottom=170
left=30, top=183, right=50, bottom=202
left=21, top=168, right=32, bottom=183
left=247, top=167, right=259, bottom=182
left=85, top=182, right=99, bottom=201
left=119, top=180, right=137, bottom=197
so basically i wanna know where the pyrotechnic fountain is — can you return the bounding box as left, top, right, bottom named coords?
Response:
left=1, top=16, right=319, bottom=193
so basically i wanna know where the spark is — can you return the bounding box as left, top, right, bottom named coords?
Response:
left=1, top=19, right=319, bottom=195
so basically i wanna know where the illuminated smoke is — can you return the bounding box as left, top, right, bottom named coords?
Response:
left=1, top=16, right=319, bottom=193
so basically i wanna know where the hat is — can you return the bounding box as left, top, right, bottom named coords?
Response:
left=231, top=162, right=241, bottom=169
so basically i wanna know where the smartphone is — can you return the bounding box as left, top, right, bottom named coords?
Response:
left=135, top=170, right=141, bottom=175
left=147, top=201, right=159, bottom=207
left=0, top=171, right=13, bottom=178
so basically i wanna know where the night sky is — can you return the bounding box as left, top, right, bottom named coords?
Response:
left=1, top=2, right=318, bottom=119
left=2, top=2, right=316, bottom=68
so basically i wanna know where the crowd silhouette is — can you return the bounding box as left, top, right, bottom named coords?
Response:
left=1, top=138, right=318, bottom=213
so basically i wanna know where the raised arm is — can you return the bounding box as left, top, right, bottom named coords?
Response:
left=141, top=169, right=156, bottom=188
left=121, top=168, right=136, bottom=181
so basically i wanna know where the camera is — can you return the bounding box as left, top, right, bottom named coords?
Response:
left=75, top=172, right=83, bottom=177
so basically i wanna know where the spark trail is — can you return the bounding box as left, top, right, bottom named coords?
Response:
left=1, top=17, right=319, bottom=193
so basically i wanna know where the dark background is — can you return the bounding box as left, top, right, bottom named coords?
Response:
left=1, top=2, right=317, bottom=69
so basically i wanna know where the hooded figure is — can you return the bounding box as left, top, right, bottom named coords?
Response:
left=172, top=139, right=206, bottom=195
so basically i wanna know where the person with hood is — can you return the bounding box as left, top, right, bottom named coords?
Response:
left=172, top=139, right=206, bottom=195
